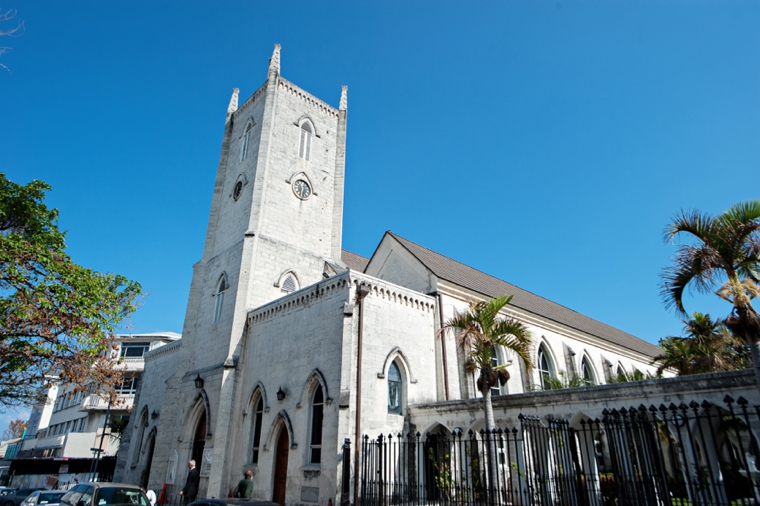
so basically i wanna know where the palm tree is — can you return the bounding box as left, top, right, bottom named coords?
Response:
left=444, top=294, right=533, bottom=432
left=654, top=312, right=750, bottom=376
left=661, top=200, right=760, bottom=390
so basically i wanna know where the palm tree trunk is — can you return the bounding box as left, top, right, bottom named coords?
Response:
left=481, top=380, right=497, bottom=503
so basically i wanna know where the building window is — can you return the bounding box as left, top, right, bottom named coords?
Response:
left=388, top=361, right=402, bottom=415
left=241, top=120, right=253, bottom=161
left=490, top=346, right=508, bottom=397
left=538, top=345, right=555, bottom=390
left=212, top=276, right=227, bottom=324
left=615, top=365, right=628, bottom=381
left=117, top=376, right=137, bottom=394
left=581, top=357, right=596, bottom=385
left=281, top=274, right=297, bottom=293
left=299, top=121, right=313, bottom=161
left=120, top=344, right=150, bottom=358
left=309, top=385, right=324, bottom=465
left=251, top=398, right=263, bottom=464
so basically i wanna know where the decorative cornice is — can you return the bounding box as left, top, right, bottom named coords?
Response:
left=277, top=78, right=339, bottom=118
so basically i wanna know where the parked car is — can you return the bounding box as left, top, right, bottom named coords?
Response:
left=3, top=489, right=45, bottom=506
left=21, top=491, right=66, bottom=506
left=60, top=484, right=148, bottom=506
left=0, top=490, right=17, bottom=498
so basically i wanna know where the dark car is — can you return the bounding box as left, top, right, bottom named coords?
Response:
left=3, top=489, right=45, bottom=506
left=21, top=491, right=67, bottom=506
left=60, top=484, right=149, bottom=506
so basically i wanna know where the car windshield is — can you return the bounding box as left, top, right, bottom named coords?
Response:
left=38, top=493, right=65, bottom=504
left=95, top=488, right=148, bottom=506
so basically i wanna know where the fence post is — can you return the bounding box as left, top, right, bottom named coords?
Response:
left=342, top=438, right=352, bottom=506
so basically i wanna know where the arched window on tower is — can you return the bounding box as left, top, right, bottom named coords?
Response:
left=281, top=273, right=298, bottom=293
left=251, top=397, right=263, bottom=464
left=299, top=121, right=313, bottom=161
left=538, top=344, right=555, bottom=390
left=241, top=120, right=254, bottom=161
left=309, top=385, right=324, bottom=465
left=388, top=361, right=403, bottom=415
left=212, top=276, right=227, bottom=324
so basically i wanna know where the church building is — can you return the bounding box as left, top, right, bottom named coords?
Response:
left=116, top=45, right=664, bottom=505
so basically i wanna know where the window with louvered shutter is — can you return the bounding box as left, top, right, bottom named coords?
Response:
left=299, top=122, right=313, bottom=161
left=213, top=277, right=226, bottom=324
left=282, top=275, right=297, bottom=293
left=241, top=121, right=253, bottom=161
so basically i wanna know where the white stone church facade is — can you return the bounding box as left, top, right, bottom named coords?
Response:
left=115, top=45, right=671, bottom=505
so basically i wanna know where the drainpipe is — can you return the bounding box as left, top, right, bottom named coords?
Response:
left=434, top=292, right=450, bottom=401
left=353, top=283, right=371, bottom=506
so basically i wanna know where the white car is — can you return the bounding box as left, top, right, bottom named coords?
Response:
left=21, top=492, right=67, bottom=506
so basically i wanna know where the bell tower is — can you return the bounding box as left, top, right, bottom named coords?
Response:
left=187, top=43, right=348, bottom=367
left=153, top=44, right=348, bottom=498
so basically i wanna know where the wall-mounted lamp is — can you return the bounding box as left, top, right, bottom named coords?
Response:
left=194, top=374, right=204, bottom=389
left=276, top=387, right=286, bottom=401
left=151, top=410, right=159, bottom=420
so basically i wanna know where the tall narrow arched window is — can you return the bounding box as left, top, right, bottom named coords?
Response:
left=615, top=364, right=628, bottom=382
left=581, top=357, right=596, bottom=385
left=241, top=120, right=253, bottom=161
left=388, top=361, right=402, bottom=415
left=309, top=385, right=324, bottom=465
left=251, top=397, right=263, bottom=464
left=299, top=121, right=313, bottom=161
left=538, top=345, right=555, bottom=390
left=490, top=346, right=508, bottom=397
left=212, top=276, right=227, bottom=324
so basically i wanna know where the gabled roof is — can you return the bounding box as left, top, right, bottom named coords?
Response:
left=342, top=249, right=370, bottom=272
left=385, top=231, right=662, bottom=358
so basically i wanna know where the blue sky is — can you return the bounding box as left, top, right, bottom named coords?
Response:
left=1, top=2, right=758, bottom=428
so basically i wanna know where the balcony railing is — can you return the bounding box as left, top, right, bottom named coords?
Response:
left=83, top=393, right=135, bottom=410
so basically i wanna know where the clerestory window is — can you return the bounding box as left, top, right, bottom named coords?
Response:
left=538, top=345, right=555, bottom=390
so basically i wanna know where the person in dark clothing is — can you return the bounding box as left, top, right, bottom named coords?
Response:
left=233, top=469, right=253, bottom=499
left=179, top=460, right=200, bottom=504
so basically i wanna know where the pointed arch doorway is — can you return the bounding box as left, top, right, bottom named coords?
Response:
left=272, top=429, right=289, bottom=505
left=141, top=432, right=157, bottom=489
left=192, top=410, right=206, bottom=473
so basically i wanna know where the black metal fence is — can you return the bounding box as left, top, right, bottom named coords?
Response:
left=356, top=395, right=760, bottom=506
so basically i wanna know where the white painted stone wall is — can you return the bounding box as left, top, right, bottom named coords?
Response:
left=116, top=339, right=181, bottom=488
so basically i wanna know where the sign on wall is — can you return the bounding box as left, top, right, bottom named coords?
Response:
left=200, top=448, right=213, bottom=477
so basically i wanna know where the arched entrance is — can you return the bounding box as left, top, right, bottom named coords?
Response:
left=272, top=428, right=289, bottom=505
left=141, top=432, right=156, bottom=489
left=192, top=410, right=206, bottom=473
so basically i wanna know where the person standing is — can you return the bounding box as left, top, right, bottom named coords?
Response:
left=179, top=460, right=200, bottom=505
left=233, top=470, right=253, bottom=499
left=142, top=486, right=157, bottom=506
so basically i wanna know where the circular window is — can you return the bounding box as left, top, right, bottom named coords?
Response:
left=293, top=179, right=311, bottom=200
left=233, top=181, right=243, bottom=201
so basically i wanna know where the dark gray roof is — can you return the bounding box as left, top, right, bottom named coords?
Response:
left=387, top=232, right=662, bottom=358
left=342, top=249, right=370, bottom=272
